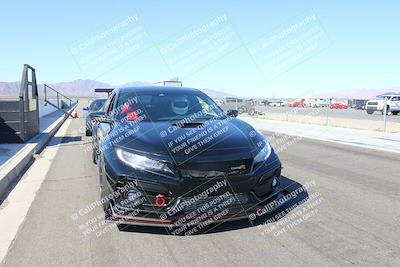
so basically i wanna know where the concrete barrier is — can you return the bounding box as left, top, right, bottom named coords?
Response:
left=0, top=103, right=78, bottom=199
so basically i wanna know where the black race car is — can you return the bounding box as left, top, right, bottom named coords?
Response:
left=92, top=86, right=282, bottom=228
left=84, top=98, right=107, bottom=136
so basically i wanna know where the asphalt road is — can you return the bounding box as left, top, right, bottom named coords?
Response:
left=1, top=106, right=400, bottom=266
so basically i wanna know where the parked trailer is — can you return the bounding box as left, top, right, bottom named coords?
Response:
left=220, top=97, right=252, bottom=114
left=348, top=99, right=368, bottom=110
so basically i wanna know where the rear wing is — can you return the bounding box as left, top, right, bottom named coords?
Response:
left=94, top=88, right=114, bottom=96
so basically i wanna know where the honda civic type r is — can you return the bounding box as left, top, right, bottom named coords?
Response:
left=92, top=86, right=282, bottom=227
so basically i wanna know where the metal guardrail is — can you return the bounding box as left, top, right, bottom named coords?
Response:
left=44, top=84, right=74, bottom=108
left=44, top=84, right=76, bottom=116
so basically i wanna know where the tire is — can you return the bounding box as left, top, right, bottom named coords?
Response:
left=238, top=106, right=247, bottom=114
left=366, top=110, right=373, bottom=114
left=98, top=156, right=104, bottom=191
left=91, top=128, right=98, bottom=164
left=85, top=129, right=92, bottom=136
left=392, top=111, right=399, bottom=115
left=92, top=148, right=98, bottom=165
left=98, top=155, right=110, bottom=214
left=382, top=106, right=391, bottom=115
left=92, top=139, right=99, bottom=165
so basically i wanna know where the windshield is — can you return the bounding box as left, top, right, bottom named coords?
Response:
left=89, top=99, right=106, bottom=111
left=115, top=91, right=226, bottom=122
left=376, top=96, right=390, bottom=100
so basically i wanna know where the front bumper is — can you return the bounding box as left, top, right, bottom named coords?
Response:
left=102, top=153, right=282, bottom=227
left=366, top=106, right=383, bottom=111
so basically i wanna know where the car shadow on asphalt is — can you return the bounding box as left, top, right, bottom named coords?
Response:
left=46, top=136, right=82, bottom=147
left=117, top=176, right=309, bottom=236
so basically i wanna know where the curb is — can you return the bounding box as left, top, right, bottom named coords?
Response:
left=0, top=103, right=79, bottom=199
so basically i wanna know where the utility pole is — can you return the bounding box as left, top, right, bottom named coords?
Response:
left=383, top=97, right=388, bottom=132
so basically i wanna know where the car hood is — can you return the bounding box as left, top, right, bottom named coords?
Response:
left=112, top=118, right=263, bottom=162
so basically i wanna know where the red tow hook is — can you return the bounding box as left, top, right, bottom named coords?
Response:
left=155, top=194, right=166, bottom=208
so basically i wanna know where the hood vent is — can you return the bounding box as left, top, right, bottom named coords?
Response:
left=172, top=122, right=204, bottom=128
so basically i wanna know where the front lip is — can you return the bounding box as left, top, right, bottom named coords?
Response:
left=106, top=205, right=254, bottom=227
left=106, top=186, right=283, bottom=228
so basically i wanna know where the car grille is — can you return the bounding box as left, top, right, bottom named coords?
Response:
left=177, top=158, right=253, bottom=178
left=368, top=102, right=378, bottom=105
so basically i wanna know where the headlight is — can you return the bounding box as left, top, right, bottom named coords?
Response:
left=254, top=140, right=272, bottom=163
left=116, top=148, right=173, bottom=174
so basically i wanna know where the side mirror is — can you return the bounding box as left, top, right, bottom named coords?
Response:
left=98, top=116, right=112, bottom=124
left=226, top=109, right=238, bottom=117
left=90, top=111, right=111, bottom=124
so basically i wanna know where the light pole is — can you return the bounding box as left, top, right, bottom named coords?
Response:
left=383, top=96, right=388, bottom=132
left=325, top=98, right=330, bottom=126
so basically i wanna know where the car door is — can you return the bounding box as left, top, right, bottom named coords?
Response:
left=391, top=96, right=400, bottom=111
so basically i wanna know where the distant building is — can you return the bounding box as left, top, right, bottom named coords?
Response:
left=305, top=97, right=334, bottom=107
left=154, top=78, right=182, bottom=87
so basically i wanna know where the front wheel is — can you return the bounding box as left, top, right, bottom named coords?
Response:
left=92, top=140, right=99, bottom=164
left=85, top=127, right=92, bottom=136
left=238, top=106, right=248, bottom=114
left=92, top=148, right=98, bottom=164
left=98, top=155, right=111, bottom=216
left=366, top=110, right=373, bottom=114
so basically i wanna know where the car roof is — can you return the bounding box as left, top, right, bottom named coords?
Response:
left=377, top=94, right=400, bottom=97
left=115, top=86, right=202, bottom=95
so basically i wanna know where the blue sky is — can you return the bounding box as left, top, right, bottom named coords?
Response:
left=0, top=0, right=399, bottom=97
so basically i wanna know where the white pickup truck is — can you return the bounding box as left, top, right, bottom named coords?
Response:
left=365, top=95, right=400, bottom=115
